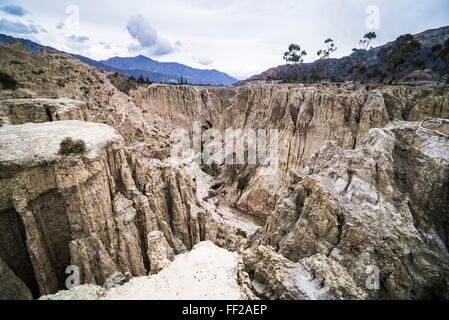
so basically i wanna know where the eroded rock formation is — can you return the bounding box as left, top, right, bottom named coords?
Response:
left=0, top=121, right=220, bottom=297
left=40, top=241, right=256, bottom=300
left=1, top=41, right=449, bottom=300
left=0, top=98, right=89, bottom=127
left=243, top=245, right=367, bottom=300
left=0, top=256, right=33, bottom=300
left=249, top=120, right=449, bottom=299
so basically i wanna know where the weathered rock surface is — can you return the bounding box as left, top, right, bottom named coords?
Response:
left=0, top=256, right=33, bottom=300
left=101, top=241, right=253, bottom=300
left=42, top=241, right=256, bottom=300
left=243, top=245, right=366, bottom=300
left=422, top=117, right=449, bottom=136
left=0, top=120, right=145, bottom=296
left=103, top=272, right=132, bottom=289
left=215, top=84, right=449, bottom=218
left=250, top=120, right=449, bottom=299
left=0, top=98, right=88, bottom=127
left=128, top=83, right=448, bottom=219
left=39, top=284, right=105, bottom=300
left=0, top=121, right=220, bottom=297
left=146, top=231, right=175, bottom=274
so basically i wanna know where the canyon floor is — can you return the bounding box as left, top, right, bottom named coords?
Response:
left=1, top=41, right=449, bottom=300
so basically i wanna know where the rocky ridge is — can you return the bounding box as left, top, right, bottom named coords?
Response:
left=0, top=120, right=239, bottom=297
left=250, top=120, right=449, bottom=299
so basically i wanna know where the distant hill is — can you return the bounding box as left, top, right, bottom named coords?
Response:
left=240, top=26, right=449, bottom=85
left=70, top=53, right=173, bottom=83
left=100, top=55, right=238, bottom=85
left=0, top=34, right=238, bottom=85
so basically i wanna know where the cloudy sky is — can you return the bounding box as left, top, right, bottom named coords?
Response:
left=0, top=0, right=448, bottom=79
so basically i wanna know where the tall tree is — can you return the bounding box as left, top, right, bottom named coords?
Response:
left=430, top=39, right=449, bottom=85
left=377, top=34, right=421, bottom=84
left=346, top=32, right=377, bottom=81
left=317, top=38, right=337, bottom=81
left=360, top=32, right=377, bottom=50
left=283, top=44, right=307, bottom=83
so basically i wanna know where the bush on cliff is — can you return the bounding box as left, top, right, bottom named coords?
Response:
left=237, top=175, right=249, bottom=191
left=236, top=228, right=248, bottom=239
left=199, top=161, right=220, bottom=177
left=59, top=137, right=86, bottom=155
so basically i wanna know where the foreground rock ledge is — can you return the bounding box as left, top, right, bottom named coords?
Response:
left=0, top=120, right=120, bottom=168
left=40, top=241, right=253, bottom=300
left=0, top=121, right=226, bottom=298
left=0, top=120, right=133, bottom=297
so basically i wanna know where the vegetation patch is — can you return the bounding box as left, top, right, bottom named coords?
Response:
left=235, top=228, right=248, bottom=239
left=199, top=161, right=220, bottom=177
left=237, top=175, right=249, bottom=191
left=133, top=75, right=153, bottom=85
left=107, top=73, right=137, bottom=95
left=59, top=137, right=86, bottom=155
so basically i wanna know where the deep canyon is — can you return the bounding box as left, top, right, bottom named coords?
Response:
left=1, top=41, right=449, bottom=300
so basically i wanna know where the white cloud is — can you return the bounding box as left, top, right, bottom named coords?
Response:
left=195, top=56, right=213, bottom=66
left=0, top=18, right=39, bottom=34
left=126, top=14, right=173, bottom=56
left=0, top=5, right=29, bottom=17
left=68, top=34, right=89, bottom=43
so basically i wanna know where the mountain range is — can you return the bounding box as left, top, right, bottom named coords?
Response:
left=239, top=25, right=449, bottom=84
left=0, top=33, right=238, bottom=85
left=99, top=55, right=238, bottom=85
left=2, top=25, right=448, bottom=86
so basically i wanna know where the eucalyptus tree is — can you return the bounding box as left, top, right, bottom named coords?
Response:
left=317, top=38, right=337, bottom=81
left=283, top=44, right=307, bottom=83
left=347, top=32, right=377, bottom=81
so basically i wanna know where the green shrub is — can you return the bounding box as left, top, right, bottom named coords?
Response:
left=236, top=228, right=248, bottom=239
left=199, top=163, right=209, bottom=175
left=32, top=69, right=44, bottom=75
left=59, top=137, right=86, bottom=155
left=0, top=71, right=18, bottom=90
left=237, top=175, right=249, bottom=191
left=199, top=161, right=220, bottom=177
